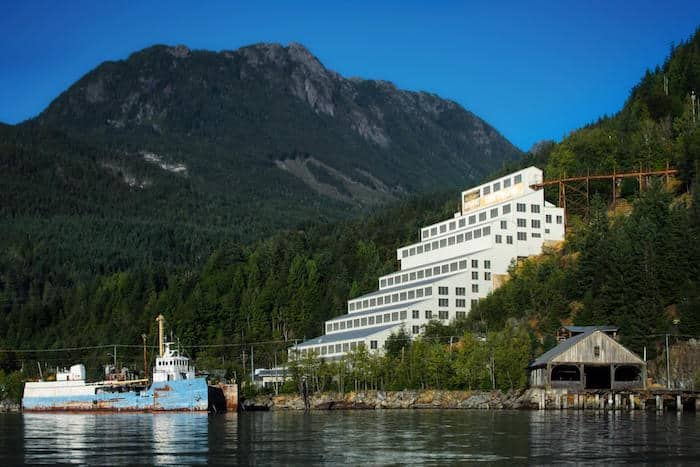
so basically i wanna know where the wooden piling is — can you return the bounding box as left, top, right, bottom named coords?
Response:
left=677, top=395, right=682, bottom=412
left=656, top=395, right=663, bottom=411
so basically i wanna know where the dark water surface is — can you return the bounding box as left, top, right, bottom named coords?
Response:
left=0, top=410, right=698, bottom=465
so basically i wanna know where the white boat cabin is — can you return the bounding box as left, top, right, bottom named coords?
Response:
left=152, top=342, right=196, bottom=382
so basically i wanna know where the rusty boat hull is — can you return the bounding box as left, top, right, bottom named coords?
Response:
left=22, top=378, right=208, bottom=412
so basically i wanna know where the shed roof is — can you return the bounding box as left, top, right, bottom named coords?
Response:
left=529, top=326, right=642, bottom=368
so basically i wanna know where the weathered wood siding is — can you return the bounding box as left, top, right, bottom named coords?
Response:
left=551, top=331, right=644, bottom=365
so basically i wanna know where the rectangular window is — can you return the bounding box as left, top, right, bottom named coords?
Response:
left=402, top=274, right=408, bottom=282
left=484, top=260, right=491, bottom=269
left=531, top=204, right=540, bottom=213
left=387, top=277, right=394, bottom=286
left=450, top=262, right=458, bottom=272
left=456, top=299, right=466, bottom=308
left=410, top=272, right=416, bottom=281
left=412, top=325, right=420, bottom=335
left=407, top=290, right=415, bottom=300
left=545, top=214, right=552, bottom=223
left=395, top=276, right=401, bottom=284
left=417, top=270, right=424, bottom=279
left=490, top=208, right=499, bottom=218
left=333, top=322, right=339, bottom=331
left=438, top=286, right=449, bottom=295
left=507, top=235, right=513, bottom=244
left=422, top=229, right=429, bottom=239
left=417, top=245, right=423, bottom=254
left=340, top=321, right=346, bottom=330
left=349, top=303, right=355, bottom=311
left=400, top=310, right=407, bottom=320
left=370, top=298, right=376, bottom=307
left=400, top=292, right=407, bottom=301
left=440, top=239, right=447, bottom=248
left=483, top=226, right=491, bottom=236
left=502, top=204, right=511, bottom=214
left=363, top=300, right=368, bottom=308
left=440, top=224, right=446, bottom=233
left=483, top=186, right=491, bottom=195
left=439, top=310, right=449, bottom=319
left=380, top=279, right=387, bottom=288
left=412, top=310, right=420, bottom=319
left=456, top=287, right=466, bottom=296
left=556, top=215, right=563, bottom=224
left=456, top=311, right=466, bottom=319
left=469, top=215, right=476, bottom=225
left=493, top=182, right=501, bottom=192
left=459, top=218, right=466, bottom=227
left=448, top=236, right=455, bottom=246
left=384, top=313, right=391, bottom=322
left=472, top=284, right=479, bottom=293
left=449, top=221, right=456, bottom=231
left=402, top=250, right=408, bottom=258
left=370, top=340, right=378, bottom=350
left=517, top=203, right=526, bottom=212
left=409, top=247, right=415, bottom=256
left=336, top=344, right=341, bottom=353
left=425, top=287, right=432, bottom=296
left=459, top=260, right=467, bottom=270
left=361, top=318, right=367, bottom=326
left=441, top=264, right=449, bottom=273
left=479, top=212, right=487, bottom=221
left=321, top=346, right=327, bottom=355
left=517, top=232, right=527, bottom=241
left=472, top=259, right=479, bottom=268
left=471, top=271, right=479, bottom=280
left=327, top=324, right=332, bottom=333
left=343, top=343, right=349, bottom=352
left=350, top=342, right=357, bottom=350
left=532, top=232, right=542, bottom=238
left=456, top=233, right=464, bottom=243
left=424, top=243, right=431, bottom=252
left=545, top=228, right=550, bottom=234
left=376, top=315, right=382, bottom=324
left=425, top=268, right=432, bottom=278
left=484, top=272, right=491, bottom=280
left=500, top=220, right=507, bottom=229
left=474, top=229, right=482, bottom=239
left=354, top=319, right=360, bottom=327
left=392, top=294, right=399, bottom=303
left=368, top=317, right=374, bottom=325
left=432, top=241, right=438, bottom=250
left=465, top=231, right=473, bottom=241
left=416, top=289, right=424, bottom=298
left=517, top=218, right=526, bottom=227
left=495, top=234, right=502, bottom=243
left=439, top=298, right=449, bottom=307
left=431, top=227, right=438, bottom=236
left=514, top=174, right=522, bottom=184
left=503, top=178, right=511, bottom=188
left=425, top=310, right=432, bottom=319
left=347, top=320, right=353, bottom=329
left=532, top=219, right=541, bottom=229
left=433, top=266, right=441, bottom=275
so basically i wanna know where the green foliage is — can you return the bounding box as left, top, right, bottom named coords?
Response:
left=0, top=370, right=24, bottom=404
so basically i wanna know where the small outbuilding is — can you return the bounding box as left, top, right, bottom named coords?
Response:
left=528, top=326, right=646, bottom=390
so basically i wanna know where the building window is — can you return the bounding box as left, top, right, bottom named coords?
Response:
left=493, top=182, right=501, bottom=192
left=502, top=204, right=511, bottom=214
left=440, top=239, right=447, bottom=248
left=400, top=292, right=407, bottom=301
left=490, top=208, right=498, bottom=218
left=425, top=268, right=432, bottom=278
left=456, top=299, right=466, bottom=308
left=469, top=215, right=476, bottom=225
left=402, top=250, right=408, bottom=258
left=387, top=277, right=394, bottom=286
left=471, top=271, right=479, bottom=280
left=395, top=276, right=401, bottom=285
left=347, top=320, right=353, bottom=329
left=392, top=312, right=399, bottom=321
left=459, top=260, right=467, bottom=269
left=376, top=315, right=382, bottom=324
left=472, top=259, right=478, bottom=268
left=474, top=229, right=482, bottom=239
left=465, top=231, right=473, bottom=241
left=496, top=234, right=502, bottom=243
left=556, top=215, right=563, bottom=224
left=532, top=232, right=542, bottom=238
left=456, top=311, right=466, bottom=319
left=503, top=178, right=511, bottom=188
left=545, top=228, right=550, bottom=234
left=456, top=287, right=466, bottom=296
left=531, top=204, right=540, bottom=213
left=327, top=324, right=332, bottom=333
left=517, top=218, right=526, bottom=227
left=350, top=342, right=357, bottom=350
left=439, top=298, right=449, bottom=307
left=349, top=302, right=355, bottom=311
left=594, top=345, right=600, bottom=357
left=459, top=218, right=466, bottom=227
left=425, top=310, right=433, bottom=319
left=343, top=343, right=349, bottom=352
left=483, top=186, right=491, bottom=195
left=483, top=226, right=491, bottom=236
left=368, top=317, right=374, bottom=325
left=361, top=318, right=367, bottom=326
left=479, top=212, right=487, bottom=221
left=472, top=284, right=479, bottom=293
left=545, top=214, right=552, bottom=223
left=336, top=344, right=342, bottom=353
left=442, top=264, right=449, bottom=273
left=412, top=310, right=420, bottom=319
left=416, top=289, right=424, bottom=298
left=412, top=325, right=420, bottom=335
left=354, top=319, right=360, bottom=327
left=532, top=219, right=541, bottom=229
left=448, top=236, right=455, bottom=246
left=434, top=266, right=441, bottom=275
left=432, top=241, right=438, bottom=250
left=439, top=310, right=449, bottom=319
left=500, top=220, right=507, bottom=230
left=400, top=310, right=407, bottom=320
left=417, top=245, right=423, bottom=254
left=424, top=243, right=431, bottom=252
left=417, top=270, right=424, bottom=279
left=507, top=235, right=513, bottom=244
left=431, top=227, right=437, bottom=236
left=517, top=232, right=527, bottom=241
left=422, top=229, right=429, bottom=239
left=409, top=248, right=415, bottom=256
left=484, top=272, right=491, bottom=280
left=517, top=203, right=526, bottom=212
left=514, top=174, right=522, bottom=184
left=440, top=224, right=446, bottom=233
left=340, top=321, right=346, bottom=330
left=456, top=234, right=464, bottom=243
left=438, top=286, right=448, bottom=295
left=484, top=260, right=491, bottom=269
left=449, top=221, right=456, bottom=230
left=370, top=340, right=378, bottom=350
left=408, top=291, right=415, bottom=300
left=333, top=323, right=339, bottom=331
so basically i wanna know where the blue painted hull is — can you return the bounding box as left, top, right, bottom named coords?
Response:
left=22, top=378, right=209, bottom=412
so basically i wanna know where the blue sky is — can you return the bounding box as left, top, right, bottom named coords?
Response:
left=1, top=1, right=698, bottom=150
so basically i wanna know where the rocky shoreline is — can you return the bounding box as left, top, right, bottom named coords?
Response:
left=246, top=389, right=539, bottom=411
left=0, top=399, right=20, bottom=413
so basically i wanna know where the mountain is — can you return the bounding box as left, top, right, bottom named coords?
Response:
left=1, top=42, right=520, bottom=274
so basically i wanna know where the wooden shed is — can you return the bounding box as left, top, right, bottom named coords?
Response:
left=529, top=326, right=646, bottom=390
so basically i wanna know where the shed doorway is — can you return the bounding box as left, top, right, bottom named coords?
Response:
left=584, top=365, right=611, bottom=389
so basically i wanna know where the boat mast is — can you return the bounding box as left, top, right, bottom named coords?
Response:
left=156, top=314, right=165, bottom=357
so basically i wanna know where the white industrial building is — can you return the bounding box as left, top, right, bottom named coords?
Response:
left=290, top=166, right=564, bottom=360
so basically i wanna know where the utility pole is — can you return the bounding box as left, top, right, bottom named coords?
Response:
left=113, top=344, right=117, bottom=369
left=37, top=361, right=43, bottom=381
left=250, top=346, right=255, bottom=387
left=142, top=334, right=148, bottom=380
left=665, top=334, right=671, bottom=390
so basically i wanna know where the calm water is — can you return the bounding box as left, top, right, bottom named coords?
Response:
left=0, top=410, right=698, bottom=465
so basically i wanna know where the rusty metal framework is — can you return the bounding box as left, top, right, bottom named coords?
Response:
left=530, top=163, right=678, bottom=223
